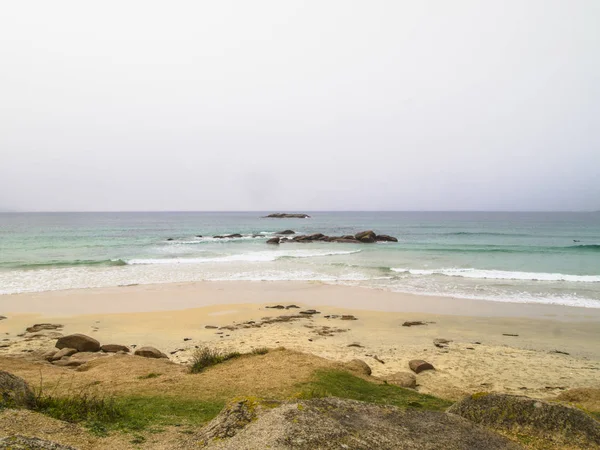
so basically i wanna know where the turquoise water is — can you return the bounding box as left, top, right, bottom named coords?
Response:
left=1, top=212, right=599, bottom=307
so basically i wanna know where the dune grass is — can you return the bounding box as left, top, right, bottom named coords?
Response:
left=189, top=347, right=242, bottom=374
left=296, top=369, right=452, bottom=411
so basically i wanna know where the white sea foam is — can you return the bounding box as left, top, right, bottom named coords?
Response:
left=127, top=249, right=362, bottom=265
left=391, top=267, right=600, bottom=283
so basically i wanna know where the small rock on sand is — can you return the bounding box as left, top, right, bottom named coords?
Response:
left=434, top=338, right=452, bottom=348
left=101, top=344, right=130, bottom=353
left=51, top=348, right=78, bottom=361
left=0, top=316, right=6, bottom=320
left=341, top=315, right=358, bottom=320
left=384, top=371, right=417, bottom=388
left=299, top=309, right=320, bottom=315
left=402, top=321, right=427, bottom=327
left=134, top=346, right=169, bottom=359
left=409, top=360, right=435, bottom=374
left=26, top=323, right=63, bottom=333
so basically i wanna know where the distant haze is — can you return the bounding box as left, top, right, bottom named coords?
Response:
left=1, top=1, right=599, bottom=212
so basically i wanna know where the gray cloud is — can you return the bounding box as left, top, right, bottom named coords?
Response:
left=1, top=0, right=599, bottom=211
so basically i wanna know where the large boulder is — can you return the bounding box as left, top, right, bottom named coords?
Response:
left=194, top=397, right=521, bottom=449
left=55, top=334, right=100, bottom=352
left=384, top=371, right=417, bottom=388
left=134, top=346, right=169, bottom=359
left=0, top=371, right=35, bottom=409
left=0, top=435, right=78, bottom=449
left=345, top=359, right=372, bottom=376
left=409, top=359, right=435, bottom=374
left=375, top=234, right=398, bottom=242
left=354, top=230, right=377, bottom=243
left=448, top=393, right=600, bottom=448
left=266, top=237, right=280, bottom=245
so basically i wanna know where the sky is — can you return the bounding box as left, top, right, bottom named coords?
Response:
left=1, top=1, right=599, bottom=212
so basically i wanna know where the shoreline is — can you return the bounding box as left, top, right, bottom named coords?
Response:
left=2, top=280, right=600, bottom=320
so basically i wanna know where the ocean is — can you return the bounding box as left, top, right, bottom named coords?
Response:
left=1, top=212, right=599, bottom=308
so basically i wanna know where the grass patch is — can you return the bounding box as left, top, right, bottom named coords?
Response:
left=190, top=347, right=242, bottom=373
left=592, top=411, right=600, bottom=421
left=296, top=370, right=452, bottom=411
left=251, top=347, right=269, bottom=355
left=34, top=392, right=224, bottom=435
left=138, top=372, right=162, bottom=380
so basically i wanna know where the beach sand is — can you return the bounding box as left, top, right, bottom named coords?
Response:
left=1, top=281, right=599, bottom=401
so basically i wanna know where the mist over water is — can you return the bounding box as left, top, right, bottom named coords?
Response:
left=1, top=211, right=599, bottom=308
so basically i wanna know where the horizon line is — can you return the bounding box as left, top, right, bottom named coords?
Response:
left=1, top=209, right=598, bottom=214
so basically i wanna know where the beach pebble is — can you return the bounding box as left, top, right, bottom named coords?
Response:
left=134, top=346, right=169, bottom=359
left=56, top=334, right=100, bottom=352
left=409, top=360, right=435, bottom=374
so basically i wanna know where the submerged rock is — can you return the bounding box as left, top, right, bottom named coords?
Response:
left=0, top=371, right=35, bottom=409
left=263, top=213, right=310, bottom=218
left=276, top=229, right=295, bottom=235
left=55, top=334, right=100, bottom=352
left=266, top=237, right=280, bottom=245
left=376, top=234, right=399, bottom=242
left=195, top=397, right=520, bottom=449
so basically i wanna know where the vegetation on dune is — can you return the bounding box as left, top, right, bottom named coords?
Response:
left=190, top=347, right=243, bottom=374
left=295, top=369, right=453, bottom=411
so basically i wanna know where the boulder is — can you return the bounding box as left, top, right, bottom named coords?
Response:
left=51, top=348, right=77, bottom=361
left=384, top=371, right=417, bottom=388
left=355, top=230, right=377, bottom=243
left=0, top=435, right=78, bottom=449
left=266, top=237, right=280, bottom=245
left=345, top=359, right=372, bottom=376
left=448, top=393, right=600, bottom=448
left=409, top=359, right=435, bottom=374
left=195, top=397, right=520, bottom=449
left=101, top=344, right=130, bottom=353
left=276, top=230, right=295, bottom=235
left=26, top=323, right=63, bottom=333
left=55, top=334, right=100, bottom=352
left=41, top=350, right=58, bottom=362
left=375, top=234, right=398, bottom=242
left=0, top=371, right=35, bottom=409
left=134, top=346, right=169, bottom=359
left=333, top=238, right=360, bottom=243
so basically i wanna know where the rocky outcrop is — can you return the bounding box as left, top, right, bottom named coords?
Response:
left=409, top=359, right=435, bottom=374
left=266, top=237, right=280, bottom=245
left=51, top=348, right=77, bottom=361
left=195, top=397, right=521, bottom=449
left=134, top=346, right=169, bottom=359
left=263, top=213, right=310, bottom=219
left=375, top=234, right=398, bottom=242
left=0, top=435, right=78, bottom=450
left=0, top=371, right=35, bottom=409
left=355, top=230, right=377, bottom=243
left=213, top=234, right=243, bottom=239
left=101, top=344, right=130, bottom=353
left=448, top=393, right=600, bottom=448
left=265, top=230, right=398, bottom=245
left=55, top=334, right=100, bottom=353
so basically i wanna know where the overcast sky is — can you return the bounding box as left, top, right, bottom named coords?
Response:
left=1, top=1, right=599, bottom=212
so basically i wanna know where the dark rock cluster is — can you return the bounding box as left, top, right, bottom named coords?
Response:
left=267, top=230, right=398, bottom=245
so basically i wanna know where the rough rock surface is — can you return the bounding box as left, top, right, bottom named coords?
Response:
left=25, top=324, right=63, bottom=333
left=100, top=344, right=130, bottom=353
left=354, top=230, right=377, bottom=243
left=409, top=359, right=435, bottom=374
left=196, top=397, right=521, bottom=449
left=0, top=371, right=35, bottom=409
left=55, top=334, right=100, bottom=352
left=0, top=435, right=78, bottom=450
left=51, top=348, right=78, bottom=361
left=375, top=234, right=399, bottom=242
left=448, top=393, right=600, bottom=448
left=345, top=359, right=372, bottom=376
left=384, top=371, right=417, bottom=388
left=134, top=346, right=169, bottom=359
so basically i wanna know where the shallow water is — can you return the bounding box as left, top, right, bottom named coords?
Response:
left=1, top=211, right=599, bottom=307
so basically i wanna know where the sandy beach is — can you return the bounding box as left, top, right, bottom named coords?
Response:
left=2, top=281, right=599, bottom=402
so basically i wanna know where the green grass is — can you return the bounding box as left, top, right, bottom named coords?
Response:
left=296, top=370, right=452, bottom=411
left=34, top=393, right=224, bottom=436
left=592, top=411, right=600, bottom=422
left=137, top=372, right=162, bottom=380
left=189, top=347, right=242, bottom=373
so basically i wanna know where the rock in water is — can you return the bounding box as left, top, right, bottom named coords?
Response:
left=409, top=359, right=435, bottom=374
left=194, top=397, right=520, bottom=449
left=55, top=334, right=100, bottom=352
left=0, top=435, right=78, bottom=449
left=354, top=230, right=377, bottom=243
left=375, top=234, right=399, bottom=242
left=134, top=346, right=169, bottom=359
left=266, top=237, right=280, bottom=245
left=276, top=229, right=295, bottom=235
left=0, top=371, right=35, bottom=409
left=448, top=393, right=600, bottom=448
left=263, top=213, right=310, bottom=218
